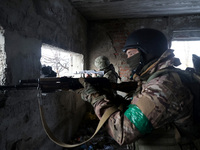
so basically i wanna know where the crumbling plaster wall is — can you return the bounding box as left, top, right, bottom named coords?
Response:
left=0, top=0, right=88, bottom=150
left=0, top=26, right=6, bottom=85
left=88, top=15, right=200, bottom=81
left=0, top=0, right=88, bottom=84
left=5, top=31, right=42, bottom=85
left=0, top=90, right=86, bottom=150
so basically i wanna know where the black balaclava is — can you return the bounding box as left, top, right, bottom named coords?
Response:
left=127, top=53, right=140, bottom=71
left=126, top=52, right=144, bottom=79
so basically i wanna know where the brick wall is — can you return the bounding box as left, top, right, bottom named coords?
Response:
left=88, top=15, right=200, bottom=81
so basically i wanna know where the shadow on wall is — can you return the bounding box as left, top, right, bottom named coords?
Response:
left=0, top=90, right=87, bottom=150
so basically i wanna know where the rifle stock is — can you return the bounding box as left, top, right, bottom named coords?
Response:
left=0, top=77, right=137, bottom=93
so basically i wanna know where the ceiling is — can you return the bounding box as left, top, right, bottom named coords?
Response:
left=70, top=0, right=200, bottom=20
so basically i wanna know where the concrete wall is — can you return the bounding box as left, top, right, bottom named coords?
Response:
left=0, top=0, right=88, bottom=150
left=1, top=0, right=200, bottom=149
left=0, top=90, right=86, bottom=150
left=88, top=15, right=200, bottom=81
left=0, top=0, right=88, bottom=84
left=5, top=31, right=42, bottom=84
left=0, top=26, right=6, bottom=85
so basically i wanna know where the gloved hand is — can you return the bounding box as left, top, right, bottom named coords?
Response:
left=79, top=78, right=105, bottom=105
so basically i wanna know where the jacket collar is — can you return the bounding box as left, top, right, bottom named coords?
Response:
left=133, top=49, right=181, bottom=81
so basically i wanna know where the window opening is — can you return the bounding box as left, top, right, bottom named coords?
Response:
left=41, top=44, right=83, bottom=77
left=171, top=40, right=200, bottom=70
left=171, top=30, right=200, bottom=70
left=0, top=26, right=6, bottom=85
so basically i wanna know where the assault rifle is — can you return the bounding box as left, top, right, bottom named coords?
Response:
left=0, top=77, right=137, bottom=93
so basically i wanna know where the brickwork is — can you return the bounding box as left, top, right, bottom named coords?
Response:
left=88, top=17, right=200, bottom=81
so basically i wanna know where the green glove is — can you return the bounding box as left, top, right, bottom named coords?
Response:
left=79, top=78, right=105, bottom=105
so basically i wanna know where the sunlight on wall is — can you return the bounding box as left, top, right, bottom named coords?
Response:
left=0, top=26, right=6, bottom=85
left=171, top=41, right=200, bottom=70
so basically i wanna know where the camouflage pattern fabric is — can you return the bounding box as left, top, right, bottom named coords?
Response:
left=95, top=55, right=120, bottom=83
left=89, top=49, right=194, bottom=147
left=94, top=56, right=110, bottom=70
left=103, top=64, right=119, bottom=83
left=79, top=78, right=102, bottom=105
left=104, top=69, right=118, bottom=83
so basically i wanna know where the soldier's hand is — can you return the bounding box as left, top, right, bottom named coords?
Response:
left=78, top=78, right=102, bottom=105
left=79, top=77, right=86, bottom=87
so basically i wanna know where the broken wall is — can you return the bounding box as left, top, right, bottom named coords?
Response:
left=0, top=90, right=86, bottom=150
left=0, top=0, right=88, bottom=84
left=0, top=26, right=6, bottom=85
left=0, top=0, right=88, bottom=150
left=88, top=15, right=200, bottom=81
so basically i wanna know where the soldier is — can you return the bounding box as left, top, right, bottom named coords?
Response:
left=79, top=28, right=200, bottom=150
left=94, top=56, right=120, bottom=83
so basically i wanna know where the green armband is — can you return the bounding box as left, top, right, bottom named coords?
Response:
left=124, top=104, right=153, bottom=134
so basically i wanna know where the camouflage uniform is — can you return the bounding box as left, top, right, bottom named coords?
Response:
left=102, top=64, right=119, bottom=83
left=81, top=49, right=196, bottom=149
left=94, top=56, right=120, bottom=83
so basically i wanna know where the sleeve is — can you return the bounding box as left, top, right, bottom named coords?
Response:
left=104, top=71, right=118, bottom=83
left=93, top=98, right=143, bottom=145
left=92, top=73, right=193, bottom=145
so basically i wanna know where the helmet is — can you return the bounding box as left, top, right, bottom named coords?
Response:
left=123, top=28, right=168, bottom=62
left=94, top=56, right=110, bottom=70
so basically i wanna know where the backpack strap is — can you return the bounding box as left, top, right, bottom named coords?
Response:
left=147, top=68, right=178, bottom=82
left=147, top=68, right=188, bottom=84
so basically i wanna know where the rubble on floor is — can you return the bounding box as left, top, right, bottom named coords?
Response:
left=68, top=111, right=134, bottom=150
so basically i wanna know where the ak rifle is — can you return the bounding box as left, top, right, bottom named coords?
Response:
left=0, top=77, right=137, bottom=93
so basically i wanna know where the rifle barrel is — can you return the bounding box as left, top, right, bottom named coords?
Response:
left=0, top=77, right=138, bottom=93
left=19, top=79, right=39, bottom=84
left=0, top=85, right=38, bottom=90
